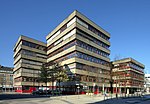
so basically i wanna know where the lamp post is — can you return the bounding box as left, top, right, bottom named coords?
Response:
left=76, top=84, right=80, bottom=99
left=115, top=73, right=118, bottom=98
left=4, top=74, right=6, bottom=92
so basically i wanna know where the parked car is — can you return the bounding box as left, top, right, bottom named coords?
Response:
left=51, top=90, right=62, bottom=95
left=32, top=90, right=51, bottom=95
left=134, top=91, right=142, bottom=95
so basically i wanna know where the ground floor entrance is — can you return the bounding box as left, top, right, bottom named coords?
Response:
left=113, top=87, right=143, bottom=94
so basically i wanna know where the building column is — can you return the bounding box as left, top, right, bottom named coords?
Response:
left=119, top=87, right=121, bottom=94
left=127, top=88, right=129, bottom=94
left=102, top=84, right=104, bottom=94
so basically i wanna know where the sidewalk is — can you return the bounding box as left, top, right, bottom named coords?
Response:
left=0, top=94, right=107, bottom=104
left=44, top=94, right=116, bottom=104
left=0, top=93, right=150, bottom=104
left=42, top=94, right=150, bottom=104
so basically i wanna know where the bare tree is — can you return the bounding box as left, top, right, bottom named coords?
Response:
left=114, top=54, right=122, bottom=61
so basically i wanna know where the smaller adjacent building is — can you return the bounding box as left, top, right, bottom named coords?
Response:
left=13, top=35, right=47, bottom=93
left=0, top=65, right=13, bottom=92
left=112, top=58, right=145, bottom=94
left=144, top=74, right=150, bottom=93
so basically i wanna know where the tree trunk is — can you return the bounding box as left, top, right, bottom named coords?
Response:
left=52, top=76, right=54, bottom=96
left=46, top=80, right=47, bottom=96
left=59, top=79, right=60, bottom=91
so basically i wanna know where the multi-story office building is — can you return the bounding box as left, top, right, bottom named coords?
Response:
left=46, top=10, right=111, bottom=94
left=144, top=74, right=150, bottom=93
left=0, top=65, right=13, bottom=92
left=112, top=58, right=145, bottom=94
left=13, top=35, right=47, bottom=93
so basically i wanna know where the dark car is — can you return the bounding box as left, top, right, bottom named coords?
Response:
left=32, top=90, right=51, bottom=95
left=51, top=90, right=62, bottom=95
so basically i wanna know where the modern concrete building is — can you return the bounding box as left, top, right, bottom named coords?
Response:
left=112, top=58, right=145, bottom=94
left=144, top=74, right=150, bottom=93
left=13, top=35, right=47, bottom=93
left=46, top=10, right=111, bottom=94
left=0, top=65, right=13, bottom=92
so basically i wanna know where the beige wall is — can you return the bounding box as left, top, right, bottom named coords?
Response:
left=46, top=10, right=110, bottom=40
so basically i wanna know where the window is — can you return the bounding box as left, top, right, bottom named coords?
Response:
left=60, top=24, right=67, bottom=33
left=76, top=40, right=109, bottom=58
left=22, top=41, right=46, bottom=51
left=88, top=25, right=109, bottom=41
left=77, top=18, right=88, bottom=28
left=47, top=30, right=61, bottom=43
left=64, top=29, right=76, bottom=40
left=77, top=30, right=109, bottom=50
left=67, top=17, right=76, bottom=27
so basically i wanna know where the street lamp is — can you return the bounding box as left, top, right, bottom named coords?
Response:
left=115, top=73, right=118, bottom=98
left=76, top=84, right=80, bottom=99
left=3, top=73, right=6, bottom=92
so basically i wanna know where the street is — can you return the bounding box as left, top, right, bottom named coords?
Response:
left=0, top=93, right=150, bottom=104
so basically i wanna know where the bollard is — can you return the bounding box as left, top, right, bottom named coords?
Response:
left=116, top=93, right=118, bottom=99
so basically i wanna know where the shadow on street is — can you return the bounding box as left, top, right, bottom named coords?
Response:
left=88, top=95, right=150, bottom=104
left=0, top=94, right=49, bottom=100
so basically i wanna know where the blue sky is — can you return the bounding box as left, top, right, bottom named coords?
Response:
left=0, top=0, right=149, bottom=73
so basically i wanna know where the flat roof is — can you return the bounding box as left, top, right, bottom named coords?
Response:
left=14, top=35, right=46, bottom=51
left=0, top=65, right=13, bottom=71
left=46, top=10, right=110, bottom=40
left=112, top=57, right=145, bottom=68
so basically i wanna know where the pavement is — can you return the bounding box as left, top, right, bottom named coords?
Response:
left=0, top=94, right=111, bottom=104
left=0, top=93, right=150, bottom=104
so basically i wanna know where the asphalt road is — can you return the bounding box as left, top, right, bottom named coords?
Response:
left=0, top=94, right=150, bottom=104
left=0, top=94, right=49, bottom=100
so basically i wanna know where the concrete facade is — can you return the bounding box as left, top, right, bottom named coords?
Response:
left=0, top=65, right=13, bottom=92
left=144, top=74, right=150, bottom=93
left=13, top=11, right=146, bottom=95
left=112, top=58, right=145, bottom=94
left=13, top=35, right=47, bottom=93
left=46, top=10, right=111, bottom=94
